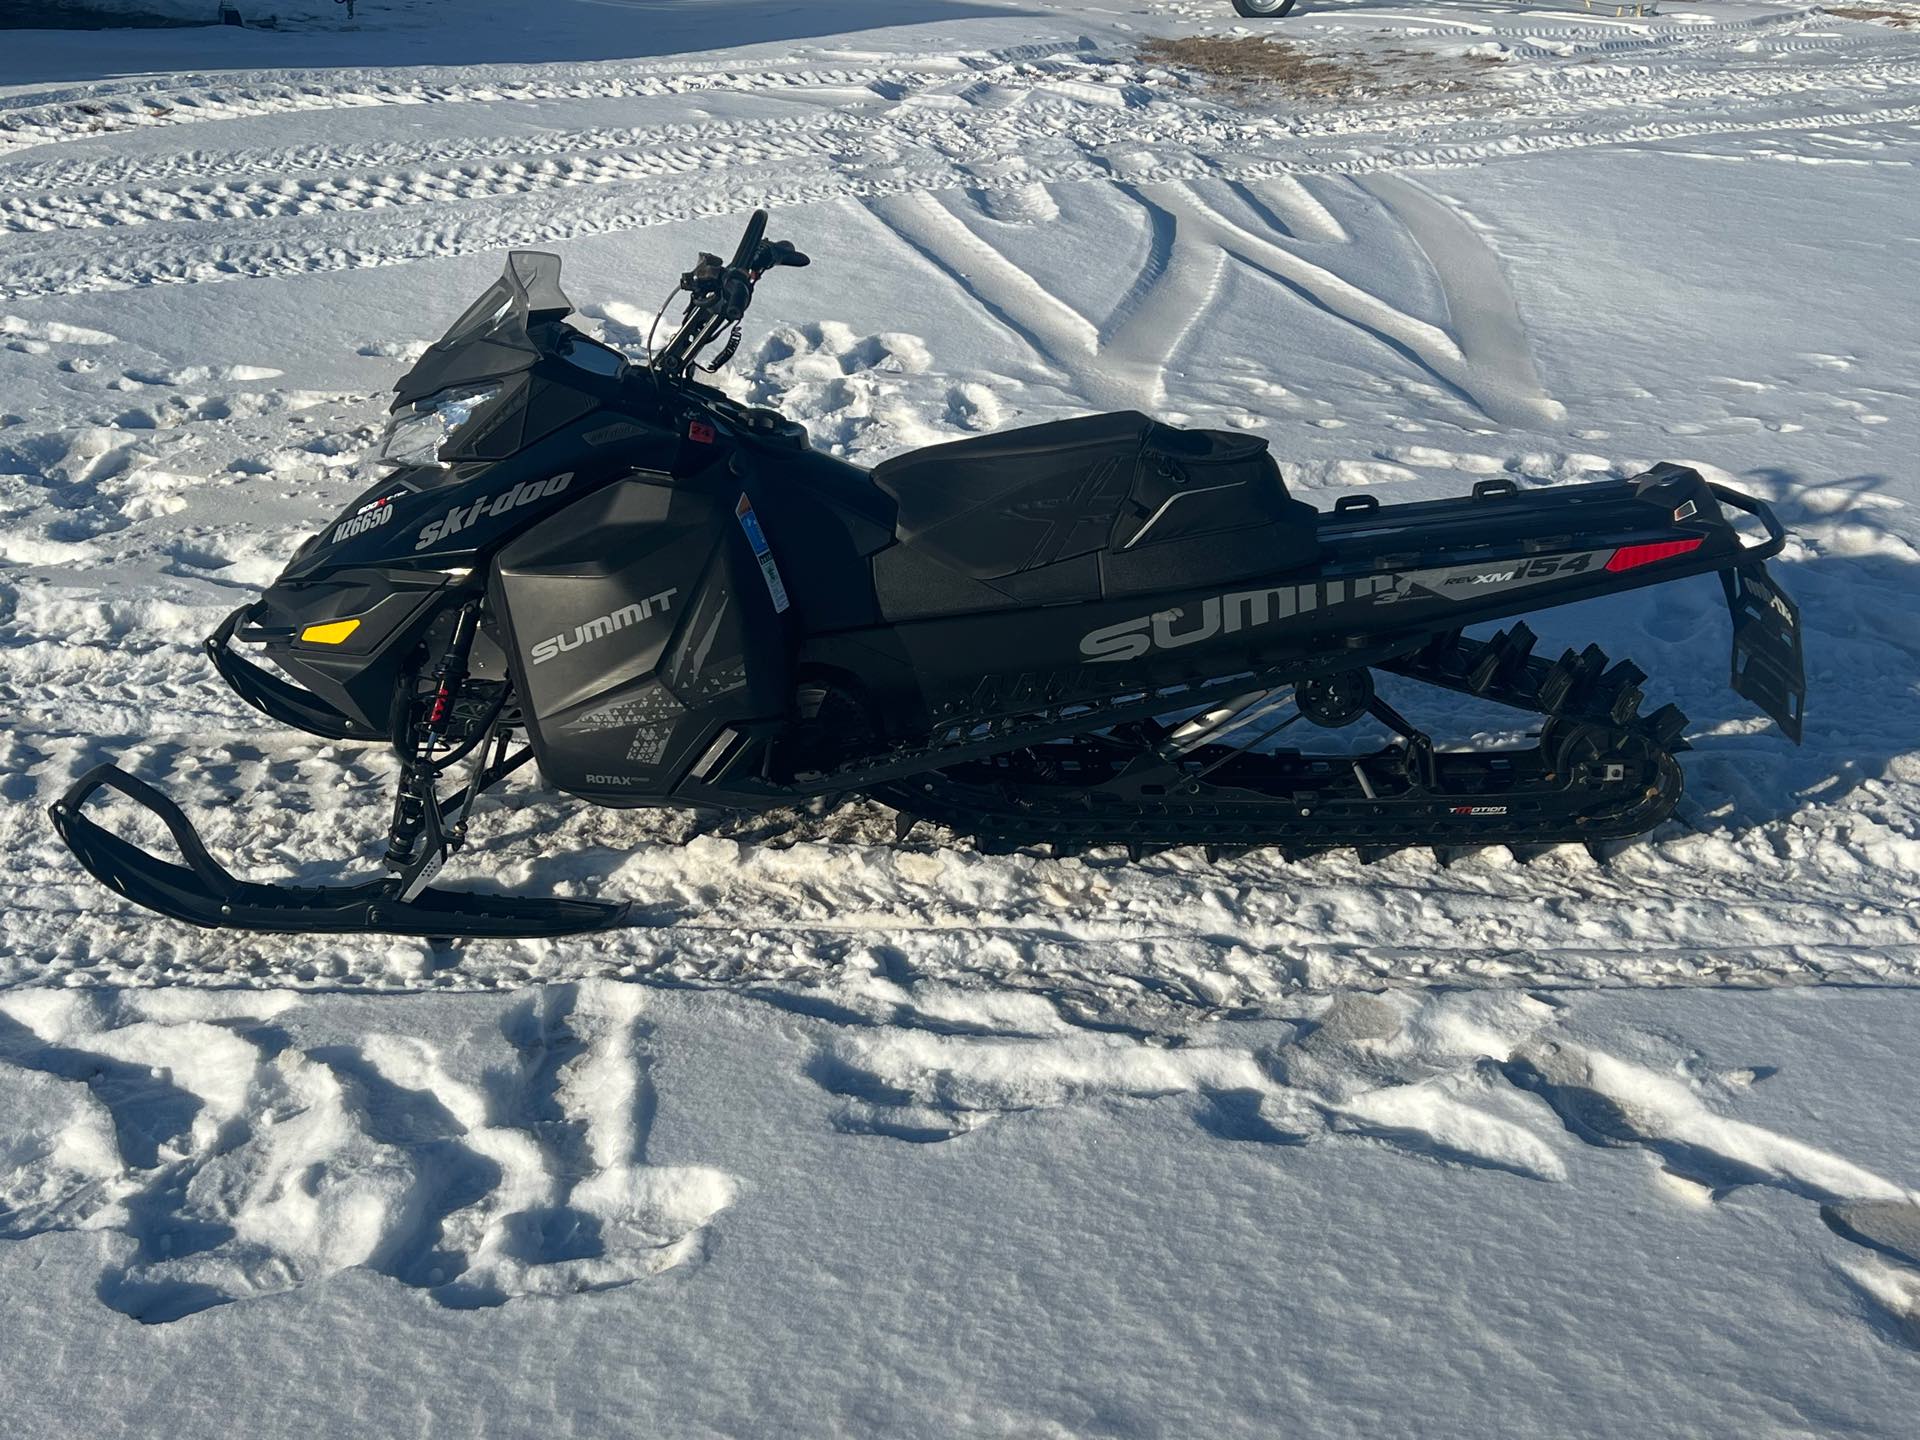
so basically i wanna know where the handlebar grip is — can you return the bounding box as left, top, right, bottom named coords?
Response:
left=763, top=239, right=810, bottom=269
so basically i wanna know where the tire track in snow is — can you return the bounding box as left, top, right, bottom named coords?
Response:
left=0, top=124, right=880, bottom=236
left=0, top=39, right=1094, bottom=159
left=2, top=66, right=1916, bottom=301
left=4, top=41, right=1915, bottom=206
left=0, top=108, right=883, bottom=201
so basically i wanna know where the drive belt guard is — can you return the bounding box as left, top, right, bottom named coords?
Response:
left=50, top=765, right=628, bottom=940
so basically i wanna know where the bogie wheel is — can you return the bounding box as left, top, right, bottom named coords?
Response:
left=1539, top=719, right=1643, bottom=788
left=1232, top=0, right=1299, bottom=16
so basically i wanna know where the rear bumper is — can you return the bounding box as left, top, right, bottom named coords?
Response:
left=1708, top=481, right=1788, bottom=562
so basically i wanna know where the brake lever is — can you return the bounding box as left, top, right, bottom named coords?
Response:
left=679, top=252, right=725, bottom=301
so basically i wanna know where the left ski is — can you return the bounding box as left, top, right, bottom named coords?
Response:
left=50, top=764, right=628, bottom=939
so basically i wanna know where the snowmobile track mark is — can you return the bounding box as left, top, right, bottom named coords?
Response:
left=0, top=37, right=1104, bottom=162
left=4, top=49, right=1919, bottom=299
left=0, top=984, right=734, bottom=1322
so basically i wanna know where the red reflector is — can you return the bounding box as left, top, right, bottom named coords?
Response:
left=1605, top=537, right=1703, bottom=573
left=688, top=420, right=716, bottom=444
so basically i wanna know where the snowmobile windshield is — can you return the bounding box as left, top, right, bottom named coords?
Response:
left=393, top=251, right=574, bottom=409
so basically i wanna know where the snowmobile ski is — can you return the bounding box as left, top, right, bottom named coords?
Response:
left=52, top=765, right=628, bottom=938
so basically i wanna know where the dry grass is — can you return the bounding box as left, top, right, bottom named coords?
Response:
left=1827, top=6, right=1918, bottom=26
left=1137, top=36, right=1490, bottom=103
left=1139, top=36, right=1378, bottom=99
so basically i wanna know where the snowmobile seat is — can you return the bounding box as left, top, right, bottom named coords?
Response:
left=868, top=411, right=1320, bottom=621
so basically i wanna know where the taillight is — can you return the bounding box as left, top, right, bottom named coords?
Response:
left=1605, top=537, right=1703, bottom=573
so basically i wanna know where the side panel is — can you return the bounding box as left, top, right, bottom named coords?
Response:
left=490, top=477, right=789, bottom=804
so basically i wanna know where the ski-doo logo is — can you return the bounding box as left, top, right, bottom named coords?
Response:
left=1080, top=577, right=1398, bottom=664
left=530, top=588, right=679, bottom=666
left=332, top=504, right=394, bottom=546
left=414, top=473, right=573, bottom=551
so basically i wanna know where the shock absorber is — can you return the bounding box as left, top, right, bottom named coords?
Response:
left=384, top=603, right=479, bottom=876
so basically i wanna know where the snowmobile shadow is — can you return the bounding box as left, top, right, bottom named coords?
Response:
left=1662, top=487, right=1917, bottom=835
left=1425, top=509, right=1915, bottom=841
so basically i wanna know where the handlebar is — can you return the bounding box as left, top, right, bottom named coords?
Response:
left=650, top=209, right=809, bottom=380
left=729, top=208, right=768, bottom=270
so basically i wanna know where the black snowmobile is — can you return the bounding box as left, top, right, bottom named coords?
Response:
left=51, top=210, right=1806, bottom=939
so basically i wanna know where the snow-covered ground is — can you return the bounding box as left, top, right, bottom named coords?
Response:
left=3, top=1, right=1918, bottom=1433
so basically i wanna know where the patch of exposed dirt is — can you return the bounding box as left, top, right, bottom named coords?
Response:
left=1138, top=36, right=1498, bottom=103
left=1826, top=6, right=1918, bottom=27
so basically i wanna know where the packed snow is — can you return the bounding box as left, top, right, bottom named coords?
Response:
left=2, top=1, right=1918, bottom=1435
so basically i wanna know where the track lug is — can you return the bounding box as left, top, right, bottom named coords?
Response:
left=1467, top=649, right=1501, bottom=694
left=1539, top=644, right=1610, bottom=714
left=1642, top=703, right=1689, bottom=748
left=1537, top=651, right=1579, bottom=714
left=893, top=812, right=921, bottom=844
left=1467, top=624, right=1538, bottom=694
left=1506, top=844, right=1554, bottom=865
left=1597, top=660, right=1648, bottom=724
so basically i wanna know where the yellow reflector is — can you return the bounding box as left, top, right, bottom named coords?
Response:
left=300, top=619, right=362, bottom=645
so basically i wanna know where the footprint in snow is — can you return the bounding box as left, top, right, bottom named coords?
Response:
left=0, top=983, right=734, bottom=1324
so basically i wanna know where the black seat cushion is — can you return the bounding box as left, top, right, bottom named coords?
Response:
left=870, top=412, right=1319, bottom=620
